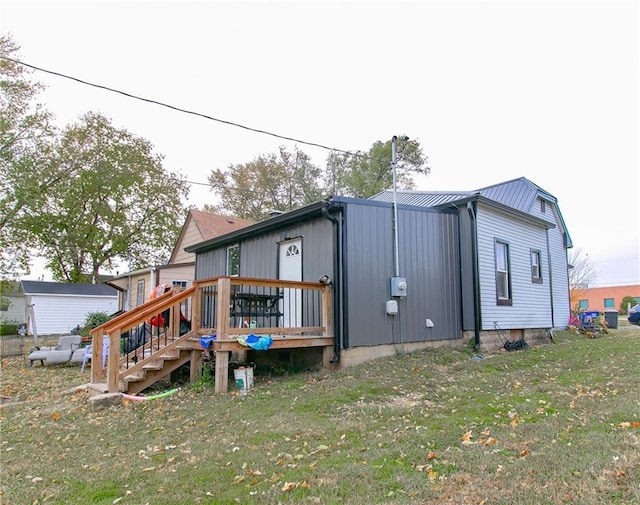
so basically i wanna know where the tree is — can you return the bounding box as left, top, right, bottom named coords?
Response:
left=325, top=137, right=429, bottom=198
left=0, top=36, right=57, bottom=278
left=208, top=146, right=324, bottom=221
left=208, top=137, right=430, bottom=220
left=22, top=112, right=189, bottom=282
left=568, top=248, right=598, bottom=310
left=619, top=295, right=637, bottom=315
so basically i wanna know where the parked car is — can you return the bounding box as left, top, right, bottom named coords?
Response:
left=628, top=304, right=640, bottom=325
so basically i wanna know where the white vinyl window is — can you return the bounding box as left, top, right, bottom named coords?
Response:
left=136, top=279, right=145, bottom=306
left=531, top=249, right=543, bottom=284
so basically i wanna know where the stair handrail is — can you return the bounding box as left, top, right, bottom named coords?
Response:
left=90, top=286, right=197, bottom=391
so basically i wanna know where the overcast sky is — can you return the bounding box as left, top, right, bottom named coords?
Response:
left=2, top=0, right=639, bottom=287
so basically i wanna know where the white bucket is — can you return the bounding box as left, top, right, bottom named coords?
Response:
left=233, top=366, right=254, bottom=393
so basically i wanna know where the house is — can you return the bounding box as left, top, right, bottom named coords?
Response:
left=186, top=177, right=572, bottom=363
left=21, top=280, right=118, bottom=335
left=106, top=210, right=254, bottom=312
left=0, top=281, right=26, bottom=328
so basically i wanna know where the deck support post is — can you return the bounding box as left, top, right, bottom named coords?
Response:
left=214, top=351, right=229, bottom=393
left=190, top=350, right=202, bottom=383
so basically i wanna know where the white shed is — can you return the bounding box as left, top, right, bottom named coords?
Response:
left=21, top=281, right=118, bottom=335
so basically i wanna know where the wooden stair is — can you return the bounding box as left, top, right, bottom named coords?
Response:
left=119, top=333, right=202, bottom=395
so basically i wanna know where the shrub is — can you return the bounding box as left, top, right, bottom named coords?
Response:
left=0, top=322, right=18, bottom=336
left=619, top=295, right=637, bottom=315
left=81, top=311, right=112, bottom=337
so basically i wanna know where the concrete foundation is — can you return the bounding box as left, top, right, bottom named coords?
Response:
left=462, top=328, right=553, bottom=353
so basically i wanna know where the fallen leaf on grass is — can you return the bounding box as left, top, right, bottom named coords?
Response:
left=619, top=421, right=640, bottom=428
left=461, top=430, right=475, bottom=445
left=281, top=481, right=309, bottom=492
left=427, top=451, right=437, bottom=460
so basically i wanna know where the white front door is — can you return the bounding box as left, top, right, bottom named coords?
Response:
left=278, top=239, right=302, bottom=327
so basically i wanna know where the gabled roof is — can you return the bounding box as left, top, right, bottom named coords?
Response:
left=21, top=280, right=118, bottom=297
left=190, top=209, right=255, bottom=240
left=168, top=209, right=255, bottom=264
left=371, top=177, right=556, bottom=211
left=370, top=177, right=572, bottom=246
left=474, top=177, right=557, bottom=213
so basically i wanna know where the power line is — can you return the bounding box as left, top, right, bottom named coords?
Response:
left=1, top=56, right=371, bottom=161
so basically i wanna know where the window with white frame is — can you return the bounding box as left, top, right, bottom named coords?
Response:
left=172, top=280, right=188, bottom=291
left=136, top=279, right=145, bottom=306
left=531, top=249, right=543, bottom=284
left=495, top=240, right=512, bottom=305
left=227, top=244, right=240, bottom=276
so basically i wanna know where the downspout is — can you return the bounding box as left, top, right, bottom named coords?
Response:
left=545, top=229, right=555, bottom=331
left=466, top=201, right=482, bottom=351
left=322, top=201, right=342, bottom=364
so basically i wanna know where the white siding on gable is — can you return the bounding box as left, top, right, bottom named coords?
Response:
left=545, top=205, right=571, bottom=328
left=476, top=205, right=552, bottom=330
left=526, top=198, right=571, bottom=328
left=29, top=294, right=118, bottom=335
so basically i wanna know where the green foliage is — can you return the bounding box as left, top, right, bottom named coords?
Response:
left=81, top=311, right=111, bottom=337
left=208, top=146, right=324, bottom=220
left=19, top=111, right=189, bottom=282
left=619, top=295, right=637, bottom=315
left=325, top=136, right=429, bottom=198
left=2, top=35, right=188, bottom=281
left=208, top=138, right=430, bottom=220
left=0, top=321, right=18, bottom=336
left=0, top=36, right=57, bottom=278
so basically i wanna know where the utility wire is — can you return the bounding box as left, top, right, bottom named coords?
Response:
left=1, top=56, right=373, bottom=161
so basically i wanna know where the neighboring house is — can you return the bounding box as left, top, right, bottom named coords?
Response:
left=572, top=284, right=640, bottom=313
left=107, top=210, right=254, bottom=311
left=21, top=280, right=118, bottom=335
left=0, top=281, right=26, bottom=327
left=186, top=177, right=572, bottom=361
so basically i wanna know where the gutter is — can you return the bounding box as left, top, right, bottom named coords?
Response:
left=322, top=200, right=343, bottom=364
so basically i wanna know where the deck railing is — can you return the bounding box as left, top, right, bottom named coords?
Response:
left=90, top=277, right=333, bottom=393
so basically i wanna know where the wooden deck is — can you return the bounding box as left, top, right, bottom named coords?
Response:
left=89, top=277, right=334, bottom=394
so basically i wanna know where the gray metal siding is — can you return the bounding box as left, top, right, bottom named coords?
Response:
left=195, top=219, right=334, bottom=281
left=344, top=202, right=461, bottom=348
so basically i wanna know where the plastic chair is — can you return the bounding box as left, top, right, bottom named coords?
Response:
left=81, top=339, right=110, bottom=372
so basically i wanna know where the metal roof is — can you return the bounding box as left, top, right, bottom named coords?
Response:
left=371, top=177, right=559, bottom=212
left=369, top=190, right=472, bottom=207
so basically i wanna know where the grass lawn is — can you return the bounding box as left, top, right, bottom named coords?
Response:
left=1, top=326, right=639, bottom=504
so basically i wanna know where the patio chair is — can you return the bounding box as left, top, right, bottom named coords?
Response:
left=28, top=335, right=82, bottom=366
left=80, top=339, right=110, bottom=372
